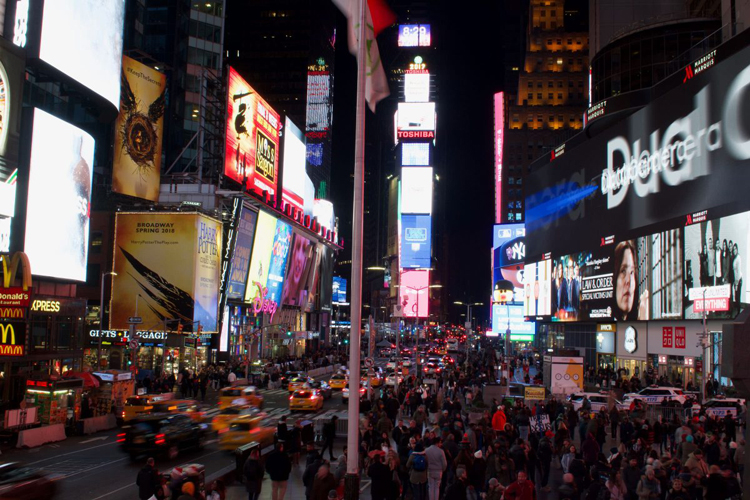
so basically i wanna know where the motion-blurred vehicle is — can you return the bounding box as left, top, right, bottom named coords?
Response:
left=442, top=355, right=455, bottom=366
left=423, top=362, right=442, bottom=376
left=121, top=393, right=174, bottom=422
left=386, top=358, right=399, bottom=370
left=288, top=376, right=312, bottom=393
left=385, top=370, right=403, bottom=386
left=401, top=357, right=412, bottom=368
left=342, top=382, right=368, bottom=403
left=119, top=413, right=208, bottom=461
left=218, top=414, right=275, bottom=451
left=211, top=406, right=260, bottom=433
left=280, top=371, right=305, bottom=389
left=447, top=339, right=459, bottom=352
left=361, top=369, right=383, bottom=387
left=307, top=380, right=333, bottom=400
left=218, top=386, right=264, bottom=410
left=289, top=389, right=325, bottom=412
left=328, top=373, right=348, bottom=390
left=0, top=463, right=57, bottom=499
left=150, top=399, right=206, bottom=422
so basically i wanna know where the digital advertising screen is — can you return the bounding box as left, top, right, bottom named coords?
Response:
left=39, top=0, right=125, bottom=109
left=401, top=214, right=431, bottom=269
left=493, top=224, right=525, bottom=300
left=0, top=37, right=26, bottom=222
left=193, top=215, right=222, bottom=332
left=265, top=219, right=292, bottom=305
left=25, top=108, right=95, bottom=282
left=397, top=102, right=436, bottom=132
left=400, top=167, right=433, bottom=214
left=614, top=229, right=683, bottom=321
left=305, top=70, right=331, bottom=132
left=494, top=92, right=504, bottom=224
left=404, top=73, right=430, bottom=103
left=332, top=276, right=347, bottom=304
left=225, top=67, right=281, bottom=197
left=492, top=304, right=534, bottom=340
left=112, top=56, right=166, bottom=201
left=281, top=117, right=307, bottom=211
left=244, top=211, right=278, bottom=304
left=400, top=270, right=430, bottom=318
left=684, top=211, right=750, bottom=319
left=524, top=259, right=552, bottom=318
left=401, top=143, right=430, bottom=166
left=282, top=232, right=313, bottom=307
left=226, top=206, right=258, bottom=301
left=397, top=24, right=431, bottom=47
left=551, top=249, right=614, bottom=322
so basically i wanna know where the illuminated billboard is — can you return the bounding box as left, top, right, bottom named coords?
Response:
left=333, top=276, right=347, bottom=304
left=265, top=219, right=292, bottom=305
left=404, top=73, right=430, bottom=103
left=397, top=103, right=436, bottom=132
left=398, top=25, right=431, bottom=47
left=400, top=270, right=430, bottom=318
left=111, top=213, right=222, bottom=332
left=0, top=37, right=26, bottom=222
left=524, top=259, right=552, bottom=318
left=492, top=224, right=525, bottom=301
left=492, top=304, right=534, bottom=340
left=401, top=143, right=430, bottom=166
left=401, top=214, right=431, bottom=269
left=226, top=206, right=258, bottom=301
left=282, top=233, right=313, bottom=307
left=112, top=56, right=166, bottom=201
left=25, top=108, right=95, bottom=282
left=400, top=167, right=433, bottom=214
left=225, top=67, right=281, bottom=197
left=282, top=118, right=308, bottom=211
left=244, top=211, right=278, bottom=304
left=494, top=92, right=504, bottom=224
left=305, top=69, right=332, bottom=133
left=551, top=248, right=614, bottom=322
left=39, top=0, right=125, bottom=109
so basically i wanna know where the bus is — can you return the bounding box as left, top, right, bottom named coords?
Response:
left=447, top=338, right=459, bottom=352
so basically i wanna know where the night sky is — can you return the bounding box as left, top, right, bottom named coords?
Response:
left=330, top=1, right=506, bottom=324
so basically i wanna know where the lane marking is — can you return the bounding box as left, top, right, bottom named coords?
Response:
left=79, top=436, right=108, bottom=444
left=26, top=441, right=118, bottom=465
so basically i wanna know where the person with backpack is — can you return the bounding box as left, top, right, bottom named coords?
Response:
left=538, top=431, right=554, bottom=492
left=406, top=442, right=429, bottom=500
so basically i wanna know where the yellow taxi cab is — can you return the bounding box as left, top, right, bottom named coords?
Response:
left=211, top=406, right=260, bottom=433
left=218, top=414, right=275, bottom=451
left=121, top=394, right=174, bottom=422
left=218, top=386, right=264, bottom=410
left=150, top=399, right=205, bottom=422
left=361, top=369, right=383, bottom=388
left=328, top=373, right=348, bottom=390
left=289, top=389, right=324, bottom=412
left=287, top=376, right=311, bottom=393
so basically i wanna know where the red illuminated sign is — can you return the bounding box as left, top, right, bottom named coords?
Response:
left=494, top=92, right=504, bottom=224
left=693, top=297, right=729, bottom=312
left=662, top=327, right=673, bottom=348
left=399, top=270, right=430, bottom=318
left=397, top=130, right=434, bottom=139
left=675, top=327, right=686, bottom=348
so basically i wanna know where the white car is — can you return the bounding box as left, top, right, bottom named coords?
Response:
left=386, top=358, right=399, bottom=370
left=623, top=386, right=687, bottom=405
left=342, top=381, right=368, bottom=401
left=568, top=392, right=627, bottom=412
left=401, top=357, right=413, bottom=368
left=701, top=397, right=746, bottom=420
left=385, top=371, right=403, bottom=386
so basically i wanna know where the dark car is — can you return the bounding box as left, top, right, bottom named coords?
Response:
left=307, top=380, right=333, bottom=400
left=119, top=413, right=208, bottom=461
left=280, top=371, right=305, bottom=389
left=0, top=462, right=57, bottom=499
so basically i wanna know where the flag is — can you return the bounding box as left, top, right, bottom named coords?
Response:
left=332, top=0, right=394, bottom=111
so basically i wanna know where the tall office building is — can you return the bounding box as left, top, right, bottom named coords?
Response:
left=500, top=0, right=589, bottom=224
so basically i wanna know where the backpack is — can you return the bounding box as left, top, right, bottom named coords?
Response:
left=412, top=453, right=426, bottom=471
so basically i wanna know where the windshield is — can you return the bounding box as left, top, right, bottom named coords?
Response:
left=294, top=392, right=313, bottom=399
left=126, top=397, right=147, bottom=406
left=223, top=389, right=242, bottom=397
left=229, top=423, right=252, bottom=432
left=331, top=375, right=345, bottom=380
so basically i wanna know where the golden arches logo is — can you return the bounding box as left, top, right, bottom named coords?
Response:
left=0, top=323, right=22, bottom=356
left=0, top=253, right=32, bottom=291
left=0, top=308, right=23, bottom=319
left=0, top=323, right=15, bottom=344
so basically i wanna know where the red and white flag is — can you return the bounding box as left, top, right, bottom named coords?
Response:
left=331, top=0, right=395, bottom=111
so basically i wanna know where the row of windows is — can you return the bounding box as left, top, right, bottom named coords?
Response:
left=189, top=20, right=222, bottom=43
left=192, top=2, right=223, bottom=17
left=526, top=80, right=584, bottom=88
left=524, top=91, right=584, bottom=100
left=187, top=47, right=221, bottom=70
left=507, top=212, right=524, bottom=222
left=513, top=114, right=581, bottom=123
left=508, top=177, right=523, bottom=185
left=508, top=201, right=523, bottom=209
left=535, top=21, right=558, bottom=30
left=541, top=37, right=584, bottom=45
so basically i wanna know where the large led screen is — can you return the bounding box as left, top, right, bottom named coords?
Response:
left=282, top=233, right=313, bottom=307
left=225, top=67, right=281, bottom=197
left=400, top=270, right=430, bottom=318
left=282, top=117, right=307, bottom=211
left=25, top=109, right=95, bottom=281
left=404, top=73, right=430, bottom=103
left=684, top=211, right=750, bottom=319
left=551, top=249, right=614, bottom=321
left=614, top=229, right=683, bottom=321
left=0, top=37, right=26, bottom=221
left=332, top=276, right=347, bottom=304
left=265, top=219, right=292, bottom=305
left=401, top=143, right=430, bottom=166
left=397, top=103, right=436, bottom=132
left=493, top=224, right=525, bottom=298
left=398, top=25, right=431, bottom=47
left=112, top=56, right=166, bottom=201
left=244, top=211, right=278, bottom=304
left=111, top=213, right=222, bottom=332
left=39, top=0, right=125, bottom=109
left=492, top=304, right=534, bottom=340
left=226, top=206, right=258, bottom=300
left=523, top=260, right=552, bottom=318
left=401, top=167, right=433, bottom=214
left=401, top=214, right=431, bottom=269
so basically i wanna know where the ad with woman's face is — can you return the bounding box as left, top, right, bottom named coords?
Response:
left=616, top=246, right=636, bottom=317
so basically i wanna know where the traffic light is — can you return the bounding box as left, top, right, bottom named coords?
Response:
left=286, top=331, right=292, bottom=337
left=177, top=323, right=183, bottom=334
left=344, top=339, right=349, bottom=344
left=197, top=324, right=203, bottom=334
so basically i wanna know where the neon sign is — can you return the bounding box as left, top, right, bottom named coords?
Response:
left=251, top=281, right=278, bottom=321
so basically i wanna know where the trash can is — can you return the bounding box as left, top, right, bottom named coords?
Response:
left=235, top=441, right=260, bottom=482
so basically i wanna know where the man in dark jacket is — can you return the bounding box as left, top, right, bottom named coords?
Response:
left=538, top=432, right=554, bottom=492
left=265, top=442, right=292, bottom=500
left=320, top=416, right=337, bottom=460
left=622, top=458, right=641, bottom=500
left=368, top=453, right=393, bottom=500
left=303, top=456, right=324, bottom=500
left=581, top=433, right=600, bottom=467
left=244, top=449, right=265, bottom=500
left=445, top=467, right=468, bottom=500
left=136, top=457, right=161, bottom=500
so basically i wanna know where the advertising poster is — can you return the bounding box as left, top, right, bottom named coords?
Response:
left=281, top=117, right=308, bottom=211
left=397, top=25, right=431, bottom=47
left=265, top=220, right=292, bottom=305
left=397, top=102, right=436, bottom=132
left=112, top=56, right=167, bottom=201
left=332, top=276, right=347, bottom=304
left=550, top=359, right=583, bottom=394
left=401, top=214, right=431, bottom=269
left=282, top=233, right=313, bottom=307
left=319, top=245, right=334, bottom=309
left=244, top=211, right=278, bottom=304
left=401, top=143, right=430, bottom=166
left=0, top=37, right=27, bottom=226
left=400, top=270, right=429, bottom=318
left=39, top=0, right=125, bottom=109
left=111, top=213, right=197, bottom=331
left=193, top=215, right=222, bottom=332
left=614, top=229, right=683, bottom=321
left=401, top=167, right=433, bottom=214
left=226, top=206, right=258, bottom=300
left=551, top=249, right=613, bottom=322
left=493, top=224, right=525, bottom=298
left=25, top=108, right=95, bottom=282
left=224, top=67, right=281, bottom=197
left=492, top=303, right=534, bottom=339
left=684, top=211, right=750, bottom=318
left=523, top=260, right=552, bottom=317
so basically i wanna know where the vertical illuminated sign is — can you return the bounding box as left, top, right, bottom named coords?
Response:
left=494, top=92, right=504, bottom=224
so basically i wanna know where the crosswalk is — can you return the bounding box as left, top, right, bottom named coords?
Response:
left=260, top=406, right=349, bottom=422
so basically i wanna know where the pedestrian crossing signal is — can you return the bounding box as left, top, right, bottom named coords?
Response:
left=177, top=323, right=183, bottom=334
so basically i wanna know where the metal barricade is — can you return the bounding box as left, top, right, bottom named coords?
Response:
left=644, top=405, right=692, bottom=423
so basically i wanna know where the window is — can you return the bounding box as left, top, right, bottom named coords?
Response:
left=537, top=115, right=543, bottom=122
left=551, top=21, right=556, bottom=29
left=527, top=81, right=533, bottom=88
left=558, top=93, right=563, bottom=99
left=569, top=81, right=574, bottom=87
left=557, top=81, right=563, bottom=88
left=540, top=21, right=546, bottom=29
left=516, top=201, right=522, bottom=208
left=507, top=213, right=515, bottom=222
left=548, top=81, right=553, bottom=88
left=567, top=39, right=572, bottom=44
left=548, top=93, right=553, bottom=99
left=540, top=9, right=546, bottom=16
left=546, top=39, right=552, bottom=45
left=537, top=81, right=543, bottom=88
left=90, top=231, right=103, bottom=254
left=527, top=115, right=533, bottom=122
left=557, top=39, right=561, bottom=44
left=548, top=115, right=554, bottom=121
left=537, top=93, right=542, bottom=99
left=508, top=178, right=515, bottom=185
left=515, top=213, right=523, bottom=221
left=576, top=38, right=582, bottom=44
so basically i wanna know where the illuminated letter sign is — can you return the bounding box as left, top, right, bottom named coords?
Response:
left=0, top=322, right=24, bottom=356
left=0, top=252, right=32, bottom=291
left=12, top=0, right=29, bottom=48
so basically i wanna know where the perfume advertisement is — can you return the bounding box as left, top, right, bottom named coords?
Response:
left=112, top=56, right=166, bottom=201
left=243, top=211, right=278, bottom=304
left=24, top=108, right=95, bottom=281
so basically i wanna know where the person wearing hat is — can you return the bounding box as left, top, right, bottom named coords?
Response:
left=469, top=450, right=487, bottom=494
left=177, top=481, right=196, bottom=500
left=485, top=478, right=504, bottom=500
left=676, top=435, right=697, bottom=465
left=311, top=463, right=337, bottom=500
left=406, top=442, right=429, bottom=500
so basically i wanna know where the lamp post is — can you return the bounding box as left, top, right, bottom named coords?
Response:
left=97, top=271, right=117, bottom=370
left=454, top=301, right=483, bottom=357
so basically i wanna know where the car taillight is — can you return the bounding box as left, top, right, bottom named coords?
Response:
left=117, top=433, right=126, bottom=443
left=289, top=396, right=294, bottom=400
left=155, top=433, right=165, bottom=445
left=121, top=411, right=125, bottom=418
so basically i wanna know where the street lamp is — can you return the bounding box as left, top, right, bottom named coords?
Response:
left=97, top=271, right=117, bottom=370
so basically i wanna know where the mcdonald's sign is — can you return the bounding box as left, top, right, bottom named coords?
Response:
left=0, top=252, right=32, bottom=291
left=0, top=321, right=24, bottom=356
left=0, top=307, right=24, bottom=319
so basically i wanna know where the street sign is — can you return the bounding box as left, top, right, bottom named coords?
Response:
left=393, top=304, right=403, bottom=318
left=129, top=338, right=139, bottom=350
left=364, top=357, right=374, bottom=368
left=128, top=316, right=143, bottom=324
left=465, top=321, right=472, bottom=330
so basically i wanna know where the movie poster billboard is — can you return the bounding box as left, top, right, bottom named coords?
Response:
left=224, top=67, right=281, bottom=197
left=111, top=212, right=222, bottom=332
left=550, top=248, right=614, bottom=322
left=266, top=220, right=292, bottom=305
left=112, top=56, right=166, bottom=201
left=524, top=260, right=552, bottom=318
left=226, top=206, right=258, bottom=301
left=282, top=233, right=313, bottom=307
left=684, top=211, right=750, bottom=319
left=244, top=211, right=278, bottom=303
left=613, top=229, right=683, bottom=321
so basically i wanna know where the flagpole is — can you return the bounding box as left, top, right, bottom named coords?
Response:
left=345, top=0, right=367, bottom=497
